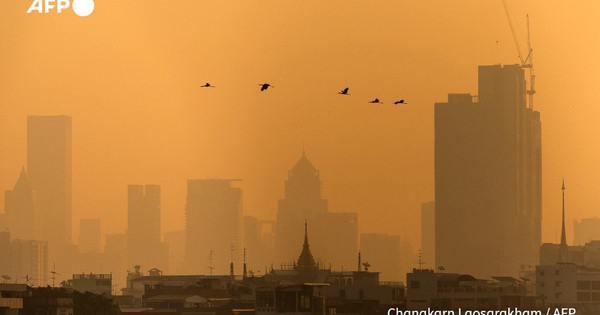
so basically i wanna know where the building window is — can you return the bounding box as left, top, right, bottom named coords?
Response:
left=555, top=281, right=560, bottom=287
left=555, top=269, right=560, bottom=275
left=577, top=281, right=591, bottom=290
left=411, top=280, right=420, bottom=289
left=539, top=282, right=544, bottom=287
left=339, top=289, right=346, bottom=299
left=592, top=281, right=600, bottom=290
left=578, top=292, right=591, bottom=302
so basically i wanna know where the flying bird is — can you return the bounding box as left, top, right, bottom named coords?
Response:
left=394, top=100, right=407, bottom=105
left=338, top=87, right=350, bottom=95
left=369, top=98, right=382, bottom=104
left=200, top=83, right=215, bottom=88
left=259, top=83, right=273, bottom=91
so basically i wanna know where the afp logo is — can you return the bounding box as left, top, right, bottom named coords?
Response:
left=27, top=0, right=95, bottom=17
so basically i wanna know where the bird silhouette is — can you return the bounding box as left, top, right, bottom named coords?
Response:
left=200, top=83, right=215, bottom=88
left=394, top=100, right=407, bottom=105
left=259, top=83, right=273, bottom=91
left=369, top=98, right=382, bottom=104
left=338, top=87, right=350, bottom=95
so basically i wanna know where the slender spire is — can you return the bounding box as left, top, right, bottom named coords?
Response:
left=358, top=250, right=362, bottom=272
left=304, top=219, right=308, bottom=245
left=561, top=178, right=567, bottom=246
left=243, top=248, right=248, bottom=278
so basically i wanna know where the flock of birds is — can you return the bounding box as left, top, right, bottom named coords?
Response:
left=200, top=83, right=408, bottom=105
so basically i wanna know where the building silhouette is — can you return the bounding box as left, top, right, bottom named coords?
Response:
left=421, top=201, right=435, bottom=270
left=127, top=184, right=168, bottom=272
left=276, top=152, right=358, bottom=269
left=4, top=168, right=36, bottom=240
left=0, top=230, right=48, bottom=287
left=164, top=230, right=185, bottom=274
left=574, top=217, right=600, bottom=246
left=243, top=215, right=275, bottom=275
left=435, top=65, right=542, bottom=277
left=184, top=179, right=242, bottom=275
left=27, top=115, right=72, bottom=262
left=78, top=218, right=101, bottom=254
left=360, top=233, right=402, bottom=281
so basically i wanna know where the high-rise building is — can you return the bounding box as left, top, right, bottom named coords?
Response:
left=127, top=185, right=167, bottom=272
left=275, top=153, right=358, bottom=269
left=243, top=216, right=275, bottom=274
left=10, top=237, right=48, bottom=287
left=104, top=233, right=127, bottom=288
left=164, top=230, right=185, bottom=274
left=360, top=233, right=402, bottom=281
left=574, top=217, right=600, bottom=246
left=4, top=168, right=36, bottom=240
left=78, top=219, right=101, bottom=253
left=27, top=115, right=72, bottom=258
left=434, top=65, right=542, bottom=277
left=421, top=201, right=435, bottom=269
left=185, top=179, right=242, bottom=274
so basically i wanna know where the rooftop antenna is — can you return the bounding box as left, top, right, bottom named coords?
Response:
left=208, top=249, right=215, bottom=276
left=50, top=263, right=60, bottom=287
left=417, top=249, right=426, bottom=270
left=243, top=247, right=248, bottom=278
left=230, top=245, right=234, bottom=277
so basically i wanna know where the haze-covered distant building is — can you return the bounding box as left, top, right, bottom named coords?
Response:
left=185, top=179, right=242, bottom=275
left=421, top=201, right=435, bottom=269
left=127, top=185, right=168, bottom=272
left=164, top=230, right=185, bottom=274
left=275, top=152, right=358, bottom=269
left=104, top=233, right=127, bottom=289
left=574, top=217, right=600, bottom=246
left=243, top=216, right=275, bottom=275
left=27, top=115, right=72, bottom=260
left=78, top=219, right=101, bottom=253
left=0, top=230, right=48, bottom=287
left=435, top=65, right=542, bottom=277
left=4, top=168, right=36, bottom=240
left=360, top=233, right=402, bottom=281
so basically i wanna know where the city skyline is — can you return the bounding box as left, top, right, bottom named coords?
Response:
left=1, top=1, right=598, bottom=251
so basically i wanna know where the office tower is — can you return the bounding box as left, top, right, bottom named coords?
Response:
left=78, top=219, right=101, bottom=253
left=104, top=233, right=127, bottom=289
left=27, top=115, right=72, bottom=256
left=4, top=168, right=36, bottom=240
left=312, top=212, right=358, bottom=269
left=127, top=185, right=168, bottom=271
left=185, top=179, right=242, bottom=274
left=435, top=65, right=542, bottom=277
left=164, top=230, right=185, bottom=274
left=420, top=201, right=435, bottom=269
left=243, top=216, right=275, bottom=274
left=11, top=238, right=49, bottom=287
left=574, top=217, right=600, bottom=246
left=276, top=152, right=358, bottom=268
left=360, top=233, right=402, bottom=281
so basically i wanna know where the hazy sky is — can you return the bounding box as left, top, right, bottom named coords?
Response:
left=1, top=0, right=599, bottom=249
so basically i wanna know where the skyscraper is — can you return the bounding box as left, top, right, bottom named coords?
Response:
left=27, top=115, right=72, bottom=258
left=4, top=168, right=36, bottom=240
left=78, top=219, right=101, bottom=253
left=185, top=179, right=242, bottom=274
left=435, top=64, right=542, bottom=277
left=127, top=185, right=167, bottom=271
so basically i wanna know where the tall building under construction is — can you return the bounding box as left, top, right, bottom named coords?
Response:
left=435, top=64, right=542, bottom=277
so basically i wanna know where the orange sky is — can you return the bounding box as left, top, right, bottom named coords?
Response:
left=1, top=0, right=599, bottom=249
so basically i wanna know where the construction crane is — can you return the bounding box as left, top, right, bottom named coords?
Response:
left=502, top=0, right=536, bottom=109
